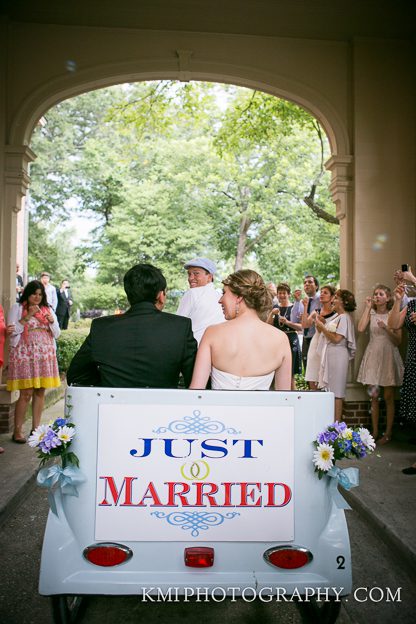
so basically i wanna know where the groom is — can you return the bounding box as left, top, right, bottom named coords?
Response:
left=67, top=264, right=197, bottom=388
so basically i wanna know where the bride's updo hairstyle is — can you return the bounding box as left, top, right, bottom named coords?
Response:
left=222, top=269, right=273, bottom=316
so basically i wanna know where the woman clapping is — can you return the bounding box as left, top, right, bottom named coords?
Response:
left=357, top=285, right=403, bottom=444
left=315, top=290, right=356, bottom=421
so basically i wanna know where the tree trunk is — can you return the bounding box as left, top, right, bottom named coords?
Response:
left=234, top=202, right=251, bottom=270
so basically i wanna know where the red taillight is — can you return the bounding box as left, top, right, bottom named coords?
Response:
left=184, top=547, right=214, bottom=567
left=83, top=543, right=133, bottom=567
left=264, top=546, right=312, bottom=569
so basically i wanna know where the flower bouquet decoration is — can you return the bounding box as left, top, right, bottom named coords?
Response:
left=28, top=417, right=79, bottom=468
left=312, top=421, right=375, bottom=507
left=28, top=407, right=85, bottom=515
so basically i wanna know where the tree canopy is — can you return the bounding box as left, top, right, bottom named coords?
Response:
left=29, top=81, right=339, bottom=312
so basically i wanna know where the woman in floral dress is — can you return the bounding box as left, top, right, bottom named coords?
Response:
left=7, top=280, right=60, bottom=443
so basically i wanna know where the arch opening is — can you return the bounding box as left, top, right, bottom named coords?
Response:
left=24, top=81, right=338, bottom=316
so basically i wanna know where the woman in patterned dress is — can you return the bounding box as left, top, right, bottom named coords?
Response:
left=389, top=275, right=416, bottom=474
left=7, top=281, right=60, bottom=443
left=357, top=285, right=403, bottom=444
left=0, top=304, right=14, bottom=452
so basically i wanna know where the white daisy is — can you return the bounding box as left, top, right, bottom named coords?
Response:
left=358, top=427, right=376, bottom=450
left=57, top=425, right=76, bottom=443
left=313, top=443, right=334, bottom=472
left=28, top=424, right=50, bottom=448
left=341, top=427, right=353, bottom=440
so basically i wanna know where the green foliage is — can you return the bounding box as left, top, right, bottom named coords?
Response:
left=28, top=216, right=79, bottom=282
left=56, top=327, right=90, bottom=372
left=28, top=80, right=340, bottom=305
left=75, top=280, right=127, bottom=312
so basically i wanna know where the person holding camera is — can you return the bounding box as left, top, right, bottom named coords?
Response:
left=389, top=268, right=416, bottom=474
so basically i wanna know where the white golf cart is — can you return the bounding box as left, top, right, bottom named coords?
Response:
left=39, top=387, right=351, bottom=623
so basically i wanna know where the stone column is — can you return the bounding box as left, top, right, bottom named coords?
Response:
left=326, top=154, right=371, bottom=425
left=326, top=155, right=354, bottom=289
left=0, top=145, right=35, bottom=432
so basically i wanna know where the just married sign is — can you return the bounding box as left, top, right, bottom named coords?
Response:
left=95, top=404, right=294, bottom=541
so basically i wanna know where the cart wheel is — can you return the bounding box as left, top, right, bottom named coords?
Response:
left=51, top=595, right=87, bottom=624
left=295, top=596, right=342, bottom=624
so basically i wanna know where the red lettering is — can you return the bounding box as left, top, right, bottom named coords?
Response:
left=221, top=482, right=236, bottom=506
left=194, top=482, right=219, bottom=506
left=99, top=476, right=137, bottom=506
left=264, top=482, right=292, bottom=507
left=137, top=481, right=162, bottom=506
left=239, top=482, right=262, bottom=506
left=166, top=482, right=191, bottom=506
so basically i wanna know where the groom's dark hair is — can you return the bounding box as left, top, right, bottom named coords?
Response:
left=124, top=264, right=167, bottom=305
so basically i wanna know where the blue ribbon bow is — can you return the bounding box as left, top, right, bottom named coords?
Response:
left=37, top=464, right=86, bottom=515
left=327, top=466, right=359, bottom=509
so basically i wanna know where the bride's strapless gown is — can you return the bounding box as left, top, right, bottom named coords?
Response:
left=210, top=366, right=274, bottom=390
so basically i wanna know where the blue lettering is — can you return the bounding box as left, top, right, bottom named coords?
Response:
left=164, top=438, right=196, bottom=458
left=201, top=439, right=228, bottom=458
left=130, top=438, right=153, bottom=458
left=232, top=439, right=264, bottom=458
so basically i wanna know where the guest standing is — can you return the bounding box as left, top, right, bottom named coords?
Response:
left=388, top=281, right=416, bottom=474
left=16, top=264, right=24, bottom=302
left=267, top=282, right=302, bottom=390
left=7, top=281, right=60, bottom=443
left=357, top=285, right=403, bottom=444
left=304, top=285, right=337, bottom=389
left=316, top=289, right=356, bottom=421
left=293, top=275, right=320, bottom=383
left=56, top=279, right=73, bottom=329
left=40, top=271, right=58, bottom=312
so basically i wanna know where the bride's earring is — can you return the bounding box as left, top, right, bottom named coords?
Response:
left=235, top=302, right=240, bottom=317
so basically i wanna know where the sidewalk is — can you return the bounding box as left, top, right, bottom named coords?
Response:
left=0, top=396, right=66, bottom=526
left=340, top=436, right=416, bottom=574
left=1, top=404, right=415, bottom=575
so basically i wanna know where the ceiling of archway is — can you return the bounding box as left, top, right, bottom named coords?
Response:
left=2, top=0, right=415, bottom=41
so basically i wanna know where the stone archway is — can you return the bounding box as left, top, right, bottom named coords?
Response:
left=1, top=50, right=356, bottom=433
left=4, top=56, right=353, bottom=300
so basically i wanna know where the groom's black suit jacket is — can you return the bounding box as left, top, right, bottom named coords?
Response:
left=67, top=302, right=197, bottom=388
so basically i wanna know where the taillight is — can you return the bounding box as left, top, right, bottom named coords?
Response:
left=184, top=547, right=214, bottom=567
left=83, top=543, right=133, bottom=567
left=263, top=546, right=313, bottom=569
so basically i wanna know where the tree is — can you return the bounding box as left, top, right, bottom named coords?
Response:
left=28, top=81, right=340, bottom=308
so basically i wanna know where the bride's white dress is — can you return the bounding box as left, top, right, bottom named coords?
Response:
left=210, top=366, right=274, bottom=390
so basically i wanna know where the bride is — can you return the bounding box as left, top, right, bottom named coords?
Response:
left=189, top=269, right=292, bottom=390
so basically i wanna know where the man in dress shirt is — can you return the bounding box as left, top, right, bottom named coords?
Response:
left=40, top=272, right=58, bottom=311
left=176, top=257, right=225, bottom=344
left=16, top=264, right=24, bottom=302
left=67, top=263, right=197, bottom=388
left=292, top=274, right=320, bottom=379
left=56, top=279, right=73, bottom=329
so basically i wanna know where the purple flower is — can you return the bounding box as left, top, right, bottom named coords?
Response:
left=333, top=421, right=347, bottom=433
left=318, top=429, right=338, bottom=444
left=39, top=428, right=62, bottom=454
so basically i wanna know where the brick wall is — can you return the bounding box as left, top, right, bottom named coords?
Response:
left=0, top=402, right=15, bottom=433
left=344, top=399, right=400, bottom=430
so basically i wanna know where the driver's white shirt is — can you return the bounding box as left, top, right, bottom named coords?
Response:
left=177, top=282, right=225, bottom=344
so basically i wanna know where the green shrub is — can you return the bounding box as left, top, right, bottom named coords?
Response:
left=56, top=327, right=90, bottom=373
left=294, top=373, right=309, bottom=391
